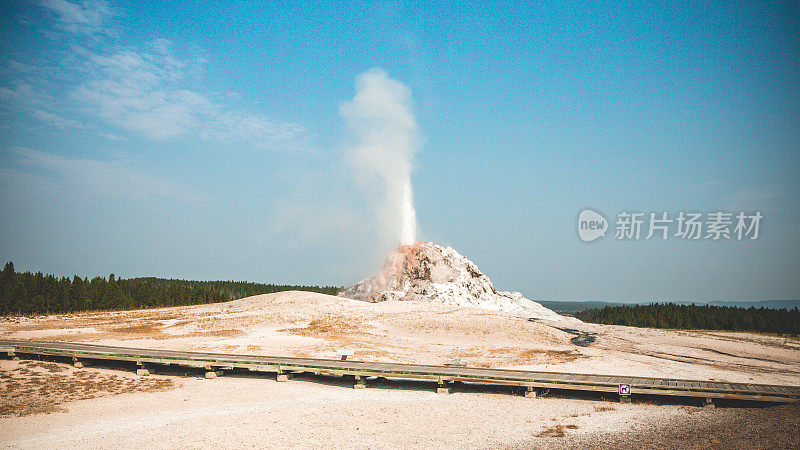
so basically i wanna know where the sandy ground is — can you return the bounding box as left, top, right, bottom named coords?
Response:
left=1, top=359, right=797, bottom=449
left=1, top=291, right=799, bottom=448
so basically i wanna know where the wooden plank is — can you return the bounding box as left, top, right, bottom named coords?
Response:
left=768, top=386, right=788, bottom=395
left=771, top=386, right=792, bottom=395
left=584, top=375, right=608, bottom=384
left=629, top=387, right=798, bottom=403
left=785, top=386, right=800, bottom=396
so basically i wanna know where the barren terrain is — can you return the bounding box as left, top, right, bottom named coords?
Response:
left=1, top=291, right=798, bottom=448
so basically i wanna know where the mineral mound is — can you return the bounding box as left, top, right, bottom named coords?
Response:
left=340, top=241, right=568, bottom=321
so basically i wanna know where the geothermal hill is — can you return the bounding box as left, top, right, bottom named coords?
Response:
left=340, top=241, right=568, bottom=321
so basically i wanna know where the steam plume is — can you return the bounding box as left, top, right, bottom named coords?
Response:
left=341, top=68, right=419, bottom=246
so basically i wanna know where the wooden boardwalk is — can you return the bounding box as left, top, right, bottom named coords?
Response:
left=2, top=340, right=799, bottom=404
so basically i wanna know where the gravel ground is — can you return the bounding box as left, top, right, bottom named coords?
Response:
left=533, top=401, right=800, bottom=450
left=2, top=366, right=797, bottom=449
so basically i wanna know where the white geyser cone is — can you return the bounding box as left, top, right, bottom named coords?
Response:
left=340, top=241, right=572, bottom=321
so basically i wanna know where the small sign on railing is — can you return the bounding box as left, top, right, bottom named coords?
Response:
left=336, top=349, right=354, bottom=361
left=444, top=358, right=467, bottom=367
left=619, top=384, right=631, bottom=396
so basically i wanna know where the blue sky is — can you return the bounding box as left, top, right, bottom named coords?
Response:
left=0, top=0, right=798, bottom=302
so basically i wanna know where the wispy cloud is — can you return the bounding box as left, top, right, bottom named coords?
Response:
left=39, top=0, right=111, bottom=34
left=10, top=147, right=207, bottom=204
left=199, top=110, right=307, bottom=148
left=72, top=46, right=306, bottom=146
left=32, top=109, right=85, bottom=129
left=0, top=82, right=46, bottom=108
left=1, top=1, right=307, bottom=150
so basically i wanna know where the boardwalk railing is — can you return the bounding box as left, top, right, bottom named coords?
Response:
left=2, top=340, right=798, bottom=404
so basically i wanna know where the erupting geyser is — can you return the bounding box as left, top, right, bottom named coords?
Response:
left=340, top=70, right=565, bottom=321
left=341, top=68, right=419, bottom=247
left=399, top=180, right=416, bottom=245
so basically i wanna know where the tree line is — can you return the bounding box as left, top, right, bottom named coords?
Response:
left=0, top=262, right=341, bottom=316
left=131, top=277, right=339, bottom=300
left=575, top=302, right=800, bottom=335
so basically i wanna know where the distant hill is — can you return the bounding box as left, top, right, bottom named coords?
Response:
left=538, top=301, right=627, bottom=315
left=538, top=299, right=799, bottom=315
left=702, top=300, right=800, bottom=310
